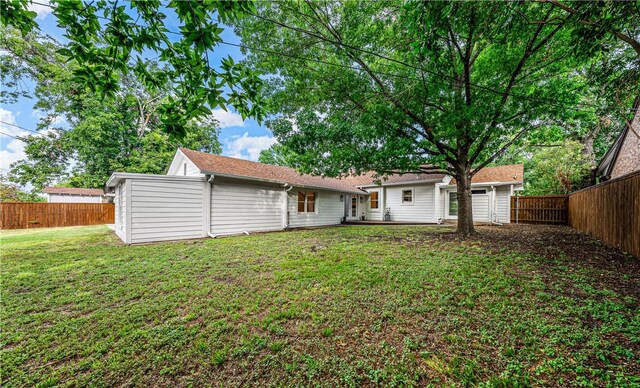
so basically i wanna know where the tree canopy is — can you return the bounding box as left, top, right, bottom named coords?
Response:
left=2, top=27, right=221, bottom=191
left=234, top=0, right=640, bottom=232
left=0, top=0, right=266, bottom=137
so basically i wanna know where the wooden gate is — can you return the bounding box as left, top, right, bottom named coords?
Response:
left=0, top=202, right=115, bottom=229
left=510, top=195, right=568, bottom=224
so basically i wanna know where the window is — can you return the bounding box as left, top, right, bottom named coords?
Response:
left=449, top=192, right=458, bottom=216
left=471, top=189, right=487, bottom=195
left=297, top=191, right=317, bottom=213
left=370, top=191, right=379, bottom=209
left=402, top=189, right=413, bottom=204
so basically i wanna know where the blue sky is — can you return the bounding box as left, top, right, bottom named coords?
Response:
left=0, top=1, right=276, bottom=174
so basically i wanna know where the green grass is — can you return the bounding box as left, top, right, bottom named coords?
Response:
left=1, top=225, right=638, bottom=386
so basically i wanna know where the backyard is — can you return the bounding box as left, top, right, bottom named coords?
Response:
left=1, top=225, right=638, bottom=386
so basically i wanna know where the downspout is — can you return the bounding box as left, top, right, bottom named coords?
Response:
left=207, top=174, right=250, bottom=238
left=283, top=183, right=293, bottom=229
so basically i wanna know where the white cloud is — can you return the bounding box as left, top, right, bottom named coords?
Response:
left=225, top=132, right=277, bottom=161
left=28, top=0, right=53, bottom=20
left=0, top=138, right=27, bottom=171
left=211, top=109, right=246, bottom=128
left=0, top=109, right=57, bottom=172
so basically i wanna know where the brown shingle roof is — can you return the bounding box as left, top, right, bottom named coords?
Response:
left=43, top=187, right=104, bottom=195
left=450, top=164, right=524, bottom=185
left=180, top=148, right=367, bottom=194
left=180, top=148, right=522, bottom=191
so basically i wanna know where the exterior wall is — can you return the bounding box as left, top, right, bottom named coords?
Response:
left=364, top=188, right=383, bottom=221
left=166, top=150, right=204, bottom=176
left=288, top=188, right=345, bottom=228
left=471, top=194, right=490, bottom=222
left=610, top=111, right=640, bottom=179
left=494, top=187, right=511, bottom=223
left=129, top=177, right=206, bottom=243
left=385, top=184, right=436, bottom=222
left=210, top=178, right=284, bottom=235
left=47, top=194, right=102, bottom=203
left=114, top=183, right=126, bottom=241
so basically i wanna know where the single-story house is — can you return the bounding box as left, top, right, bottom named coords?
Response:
left=106, top=148, right=523, bottom=244
left=43, top=186, right=107, bottom=203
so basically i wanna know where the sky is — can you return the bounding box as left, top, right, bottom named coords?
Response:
left=0, top=1, right=276, bottom=175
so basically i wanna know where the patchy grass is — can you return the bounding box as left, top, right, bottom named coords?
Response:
left=1, top=224, right=638, bottom=386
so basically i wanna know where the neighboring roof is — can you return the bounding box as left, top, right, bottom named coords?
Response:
left=596, top=97, right=640, bottom=181
left=179, top=148, right=367, bottom=194
left=43, top=187, right=104, bottom=196
left=450, top=164, right=524, bottom=185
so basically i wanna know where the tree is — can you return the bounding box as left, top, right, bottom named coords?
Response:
left=0, top=175, right=44, bottom=202
left=522, top=140, right=592, bottom=195
left=2, top=27, right=222, bottom=191
left=258, top=143, right=296, bottom=167
left=0, top=0, right=266, bottom=136
left=236, top=1, right=599, bottom=234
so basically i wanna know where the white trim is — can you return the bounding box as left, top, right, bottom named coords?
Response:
left=203, top=178, right=212, bottom=237
left=125, top=179, right=132, bottom=244
left=445, top=189, right=458, bottom=219
left=440, top=181, right=523, bottom=189
left=368, top=189, right=381, bottom=212
left=296, top=189, right=319, bottom=214
left=358, top=178, right=444, bottom=188
left=106, top=172, right=206, bottom=187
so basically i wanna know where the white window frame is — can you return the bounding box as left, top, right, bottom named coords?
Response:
left=369, top=190, right=381, bottom=211
left=401, top=188, right=414, bottom=205
left=297, top=190, right=318, bottom=214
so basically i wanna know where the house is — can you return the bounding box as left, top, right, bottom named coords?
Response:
left=106, top=148, right=523, bottom=244
left=43, top=186, right=106, bottom=203
left=596, top=98, right=640, bottom=181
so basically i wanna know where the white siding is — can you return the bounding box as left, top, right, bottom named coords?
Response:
left=385, top=184, right=436, bottom=222
left=210, top=179, right=284, bottom=235
left=494, top=187, right=511, bottom=223
left=48, top=194, right=102, bottom=203
left=288, top=189, right=344, bottom=228
left=365, top=188, right=383, bottom=220
left=472, top=194, right=490, bottom=222
left=129, top=178, right=205, bottom=243
left=166, top=150, right=203, bottom=176
left=114, top=183, right=126, bottom=241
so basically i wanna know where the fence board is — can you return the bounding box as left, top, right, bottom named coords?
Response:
left=511, top=195, right=568, bottom=224
left=0, top=202, right=115, bottom=229
left=568, top=171, right=640, bottom=258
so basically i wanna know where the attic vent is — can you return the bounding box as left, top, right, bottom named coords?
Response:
left=183, top=163, right=187, bottom=176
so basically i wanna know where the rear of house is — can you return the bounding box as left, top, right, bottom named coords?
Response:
left=107, top=148, right=523, bottom=244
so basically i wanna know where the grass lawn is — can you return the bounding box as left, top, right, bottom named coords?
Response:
left=1, top=224, right=639, bottom=386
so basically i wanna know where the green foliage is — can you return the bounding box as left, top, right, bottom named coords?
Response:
left=257, top=143, right=297, bottom=167
left=523, top=140, right=593, bottom=195
left=0, top=175, right=44, bottom=202
left=1, top=0, right=266, bottom=136
left=2, top=27, right=222, bottom=191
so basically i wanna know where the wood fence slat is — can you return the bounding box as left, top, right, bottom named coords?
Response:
left=568, top=171, right=639, bottom=258
left=510, top=195, right=568, bottom=224
left=0, top=203, right=115, bottom=229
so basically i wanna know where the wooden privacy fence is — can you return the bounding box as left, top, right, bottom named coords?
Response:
left=568, top=171, right=639, bottom=258
left=0, top=202, right=115, bottom=229
left=511, top=195, right=569, bottom=224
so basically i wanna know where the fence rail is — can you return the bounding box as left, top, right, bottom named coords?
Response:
left=511, top=195, right=569, bottom=224
left=568, top=171, right=639, bottom=258
left=0, top=202, right=115, bottom=229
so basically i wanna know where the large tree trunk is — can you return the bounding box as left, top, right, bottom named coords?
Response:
left=456, top=165, right=475, bottom=235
